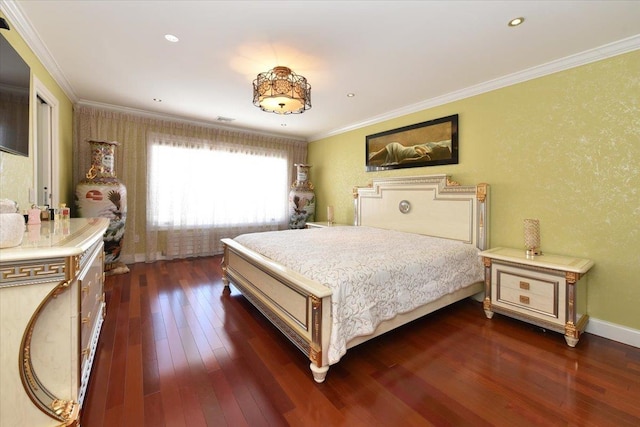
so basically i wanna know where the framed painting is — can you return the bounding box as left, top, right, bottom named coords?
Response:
left=366, top=114, right=458, bottom=171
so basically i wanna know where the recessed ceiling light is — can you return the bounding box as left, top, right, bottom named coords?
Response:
left=153, top=98, right=162, bottom=102
left=281, top=123, right=287, bottom=127
left=164, top=34, right=179, bottom=42
left=508, top=17, right=525, bottom=27
left=347, top=93, right=355, bottom=98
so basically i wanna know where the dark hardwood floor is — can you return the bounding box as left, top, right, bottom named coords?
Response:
left=81, top=256, right=640, bottom=426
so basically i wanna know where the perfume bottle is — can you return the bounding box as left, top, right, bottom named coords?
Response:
left=27, top=205, right=41, bottom=225
left=60, top=203, right=70, bottom=220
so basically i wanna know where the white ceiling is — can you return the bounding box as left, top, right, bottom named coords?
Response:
left=2, top=1, right=640, bottom=141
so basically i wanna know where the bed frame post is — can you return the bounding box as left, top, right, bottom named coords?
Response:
left=352, top=186, right=360, bottom=226
left=476, top=183, right=489, bottom=251
left=221, top=245, right=230, bottom=288
left=482, top=257, right=494, bottom=318
left=309, top=295, right=329, bottom=382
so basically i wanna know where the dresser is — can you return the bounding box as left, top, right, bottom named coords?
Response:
left=480, top=247, right=594, bottom=347
left=0, top=218, right=109, bottom=426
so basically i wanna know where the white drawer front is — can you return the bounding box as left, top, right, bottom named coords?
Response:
left=79, top=251, right=104, bottom=354
left=492, top=263, right=566, bottom=324
left=498, top=274, right=555, bottom=314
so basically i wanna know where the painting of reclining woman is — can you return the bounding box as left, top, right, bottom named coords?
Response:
left=366, top=114, right=458, bottom=171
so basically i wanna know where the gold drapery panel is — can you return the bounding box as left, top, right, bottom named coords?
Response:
left=73, top=105, right=307, bottom=263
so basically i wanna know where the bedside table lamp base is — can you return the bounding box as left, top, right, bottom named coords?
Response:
left=526, top=248, right=542, bottom=257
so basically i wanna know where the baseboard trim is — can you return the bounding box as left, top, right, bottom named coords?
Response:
left=586, top=317, right=640, bottom=349
left=120, top=251, right=224, bottom=264
left=121, top=253, right=162, bottom=264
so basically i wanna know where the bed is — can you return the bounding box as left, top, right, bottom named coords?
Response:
left=221, top=174, right=489, bottom=382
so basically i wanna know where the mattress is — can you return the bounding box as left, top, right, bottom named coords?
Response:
left=233, top=225, right=484, bottom=364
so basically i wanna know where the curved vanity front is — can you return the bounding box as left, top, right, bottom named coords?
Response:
left=0, top=218, right=109, bottom=426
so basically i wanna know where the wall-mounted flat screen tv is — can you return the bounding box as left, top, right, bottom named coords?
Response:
left=0, top=34, right=30, bottom=157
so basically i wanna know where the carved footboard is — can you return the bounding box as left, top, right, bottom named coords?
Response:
left=221, top=239, right=333, bottom=382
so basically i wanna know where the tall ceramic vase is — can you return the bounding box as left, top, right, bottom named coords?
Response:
left=76, top=140, right=128, bottom=274
left=289, top=164, right=315, bottom=229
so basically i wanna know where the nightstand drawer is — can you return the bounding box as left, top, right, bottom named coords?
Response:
left=497, top=271, right=557, bottom=314
left=491, top=262, right=566, bottom=324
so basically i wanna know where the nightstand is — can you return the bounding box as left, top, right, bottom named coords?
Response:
left=305, top=222, right=345, bottom=228
left=479, top=247, right=594, bottom=347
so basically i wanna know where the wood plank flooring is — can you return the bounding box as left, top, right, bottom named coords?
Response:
left=81, top=256, right=640, bottom=426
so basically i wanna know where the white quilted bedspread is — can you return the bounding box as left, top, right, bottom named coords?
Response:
left=233, top=226, right=483, bottom=364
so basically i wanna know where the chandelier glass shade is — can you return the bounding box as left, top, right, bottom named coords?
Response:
left=253, top=66, right=311, bottom=114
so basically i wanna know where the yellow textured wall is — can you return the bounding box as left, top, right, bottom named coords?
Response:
left=308, top=51, right=640, bottom=330
left=0, top=13, right=73, bottom=212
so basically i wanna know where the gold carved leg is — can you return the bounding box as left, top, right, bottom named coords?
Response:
left=309, top=295, right=328, bottom=382
left=483, top=297, right=494, bottom=319
left=220, top=250, right=230, bottom=288
left=564, top=271, right=583, bottom=347
left=564, top=323, right=579, bottom=347
left=565, top=314, right=589, bottom=347
left=482, top=257, right=494, bottom=318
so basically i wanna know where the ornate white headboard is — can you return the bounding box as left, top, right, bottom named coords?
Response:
left=354, top=174, right=489, bottom=250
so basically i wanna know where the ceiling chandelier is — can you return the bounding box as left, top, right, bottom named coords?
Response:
left=253, top=66, right=311, bottom=114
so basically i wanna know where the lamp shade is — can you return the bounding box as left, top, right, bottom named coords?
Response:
left=253, top=66, right=311, bottom=114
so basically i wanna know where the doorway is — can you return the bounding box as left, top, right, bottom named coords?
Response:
left=33, top=77, right=59, bottom=208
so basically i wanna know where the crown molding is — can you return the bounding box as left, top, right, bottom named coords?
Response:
left=3, top=0, right=638, bottom=143
left=311, top=34, right=640, bottom=141
left=0, top=0, right=78, bottom=102
left=75, top=100, right=307, bottom=143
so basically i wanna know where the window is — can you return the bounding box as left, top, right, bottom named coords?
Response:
left=147, top=136, right=289, bottom=229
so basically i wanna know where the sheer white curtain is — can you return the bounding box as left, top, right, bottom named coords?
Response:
left=74, top=105, right=307, bottom=263
left=147, top=132, right=292, bottom=259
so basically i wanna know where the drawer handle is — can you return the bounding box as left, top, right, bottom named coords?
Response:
left=82, top=285, right=90, bottom=295
left=519, top=281, right=530, bottom=290
left=82, top=347, right=90, bottom=357
left=82, top=312, right=91, bottom=324
left=519, top=295, right=530, bottom=305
